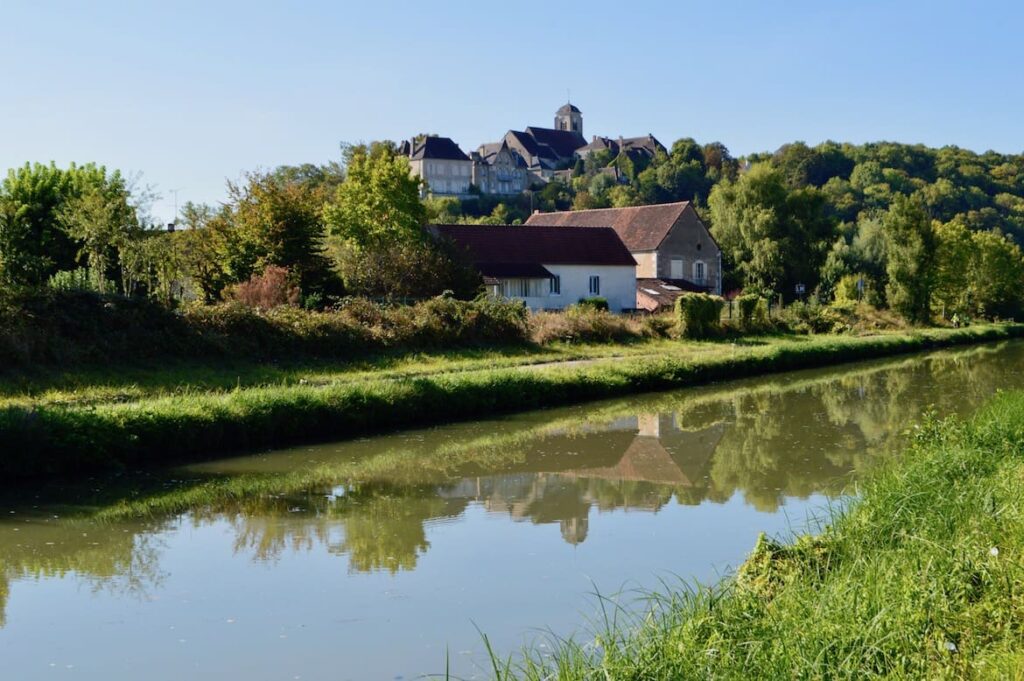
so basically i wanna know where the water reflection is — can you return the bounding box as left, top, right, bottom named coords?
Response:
left=1, top=341, right=1022, bottom=634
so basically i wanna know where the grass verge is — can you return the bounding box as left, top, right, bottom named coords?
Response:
left=2, top=324, right=1022, bottom=480
left=492, top=387, right=1024, bottom=679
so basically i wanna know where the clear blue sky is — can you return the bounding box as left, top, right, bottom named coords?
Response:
left=2, top=0, right=1022, bottom=223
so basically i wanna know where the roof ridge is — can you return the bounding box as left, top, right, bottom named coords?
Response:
left=537, top=201, right=690, bottom=216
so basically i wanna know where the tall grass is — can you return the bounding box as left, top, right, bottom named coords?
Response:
left=485, top=389, right=1024, bottom=679
left=1, top=324, right=1021, bottom=479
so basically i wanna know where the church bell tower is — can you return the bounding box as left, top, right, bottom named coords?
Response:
left=554, top=102, right=583, bottom=136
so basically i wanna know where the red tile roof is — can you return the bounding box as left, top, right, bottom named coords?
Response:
left=431, top=224, right=636, bottom=271
left=525, top=201, right=692, bottom=251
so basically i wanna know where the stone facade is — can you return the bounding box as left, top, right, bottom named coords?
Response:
left=470, top=142, right=529, bottom=195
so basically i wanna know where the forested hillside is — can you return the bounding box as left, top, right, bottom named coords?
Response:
left=439, top=139, right=1024, bottom=319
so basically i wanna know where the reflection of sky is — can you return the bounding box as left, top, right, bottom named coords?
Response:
left=0, top=493, right=826, bottom=681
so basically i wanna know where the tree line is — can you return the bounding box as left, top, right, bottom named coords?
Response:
left=433, top=138, right=1024, bottom=321
left=2, top=137, right=1023, bottom=322
left=0, top=143, right=478, bottom=307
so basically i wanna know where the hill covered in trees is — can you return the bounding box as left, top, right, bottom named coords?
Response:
left=439, top=139, right=1024, bottom=320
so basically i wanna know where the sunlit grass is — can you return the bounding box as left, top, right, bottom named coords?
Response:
left=480, top=389, right=1024, bottom=679
left=1, top=324, right=1020, bottom=479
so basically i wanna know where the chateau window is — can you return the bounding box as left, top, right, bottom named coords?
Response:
left=589, top=275, right=600, bottom=295
left=550, top=275, right=561, bottom=295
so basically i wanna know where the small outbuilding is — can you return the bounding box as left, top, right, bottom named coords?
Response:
left=431, top=224, right=637, bottom=312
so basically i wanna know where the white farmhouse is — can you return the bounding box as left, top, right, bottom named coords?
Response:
left=431, top=224, right=637, bottom=312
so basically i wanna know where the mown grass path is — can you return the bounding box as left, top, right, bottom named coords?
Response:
left=2, top=324, right=1021, bottom=480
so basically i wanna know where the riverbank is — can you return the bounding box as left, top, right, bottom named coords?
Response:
left=499, top=387, right=1024, bottom=679
left=2, top=324, right=1022, bottom=480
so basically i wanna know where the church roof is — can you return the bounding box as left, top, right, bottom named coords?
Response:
left=556, top=102, right=581, bottom=115
left=523, top=126, right=586, bottom=159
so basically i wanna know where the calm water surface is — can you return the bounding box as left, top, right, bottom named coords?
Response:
left=2, top=341, right=1024, bottom=680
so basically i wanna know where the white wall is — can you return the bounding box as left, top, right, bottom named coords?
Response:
left=497, top=264, right=636, bottom=313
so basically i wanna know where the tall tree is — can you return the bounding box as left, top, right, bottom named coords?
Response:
left=709, top=163, right=833, bottom=296
left=228, top=170, right=339, bottom=297
left=0, top=162, right=132, bottom=286
left=883, top=194, right=936, bottom=323
left=969, top=229, right=1024, bottom=318
left=323, top=143, right=425, bottom=249
left=932, top=217, right=974, bottom=317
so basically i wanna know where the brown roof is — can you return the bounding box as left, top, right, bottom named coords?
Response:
left=637, top=278, right=708, bottom=312
left=525, top=201, right=692, bottom=251
left=431, top=224, right=636, bottom=269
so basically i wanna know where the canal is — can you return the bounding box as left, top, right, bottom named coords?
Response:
left=2, top=341, right=1022, bottom=680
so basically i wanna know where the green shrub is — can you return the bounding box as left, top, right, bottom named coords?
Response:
left=47, top=267, right=113, bottom=294
left=736, top=294, right=771, bottom=332
left=575, top=297, right=609, bottom=312
left=675, top=293, right=725, bottom=339
left=0, top=290, right=531, bottom=368
left=783, top=300, right=844, bottom=334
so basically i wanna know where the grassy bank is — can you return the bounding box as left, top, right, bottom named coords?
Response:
left=2, top=324, right=1022, bottom=480
left=495, top=388, right=1024, bottom=679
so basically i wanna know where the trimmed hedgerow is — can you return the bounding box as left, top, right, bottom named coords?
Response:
left=675, top=293, right=725, bottom=339
left=736, top=294, right=771, bottom=332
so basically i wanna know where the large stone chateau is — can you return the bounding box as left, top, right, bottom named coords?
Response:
left=399, top=103, right=664, bottom=198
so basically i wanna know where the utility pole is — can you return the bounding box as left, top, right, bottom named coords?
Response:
left=169, top=188, right=181, bottom=226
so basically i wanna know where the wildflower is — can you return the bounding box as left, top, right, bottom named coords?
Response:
left=989, top=546, right=1000, bottom=557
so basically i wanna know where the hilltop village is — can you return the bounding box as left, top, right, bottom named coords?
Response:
left=402, top=103, right=723, bottom=308
left=398, top=103, right=665, bottom=197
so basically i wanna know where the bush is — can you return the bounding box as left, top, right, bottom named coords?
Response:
left=783, top=300, right=844, bottom=334
left=736, top=294, right=770, bottom=332
left=226, top=265, right=300, bottom=310
left=47, top=267, right=114, bottom=294
left=0, top=290, right=532, bottom=369
left=575, top=297, right=609, bottom=312
left=675, top=293, right=725, bottom=339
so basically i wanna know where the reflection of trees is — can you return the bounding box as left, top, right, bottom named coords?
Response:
left=3, top=340, right=1020, bottom=604
left=0, top=518, right=168, bottom=628
left=220, top=485, right=468, bottom=574
left=334, top=490, right=465, bottom=573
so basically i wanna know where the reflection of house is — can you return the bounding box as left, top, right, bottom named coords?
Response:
left=430, top=224, right=637, bottom=312
left=525, top=201, right=723, bottom=303
left=565, top=436, right=691, bottom=486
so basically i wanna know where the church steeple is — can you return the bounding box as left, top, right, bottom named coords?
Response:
left=554, top=102, right=583, bottom=136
